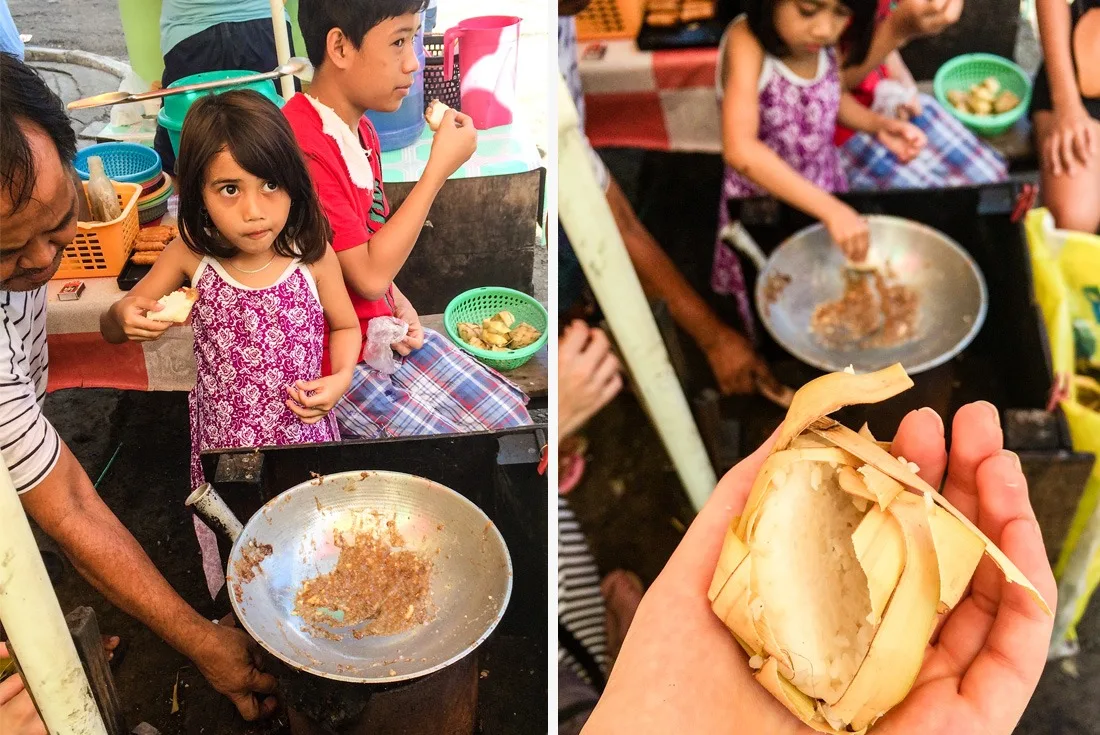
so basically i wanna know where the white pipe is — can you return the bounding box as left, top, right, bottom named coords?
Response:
left=270, top=0, right=295, bottom=100
left=185, top=483, right=243, bottom=543
left=556, top=76, right=718, bottom=510
left=0, top=462, right=107, bottom=735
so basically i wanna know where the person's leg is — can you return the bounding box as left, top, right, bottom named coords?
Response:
left=1034, top=111, right=1100, bottom=234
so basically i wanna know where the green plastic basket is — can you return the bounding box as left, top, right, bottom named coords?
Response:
left=934, top=53, right=1032, bottom=137
left=444, top=287, right=549, bottom=371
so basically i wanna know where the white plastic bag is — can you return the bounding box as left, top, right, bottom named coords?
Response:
left=362, top=316, right=409, bottom=375
left=110, top=68, right=160, bottom=128
left=871, top=79, right=919, bottom=120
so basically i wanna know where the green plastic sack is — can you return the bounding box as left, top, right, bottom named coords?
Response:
left=1025, top=208, right=1100, bottom=643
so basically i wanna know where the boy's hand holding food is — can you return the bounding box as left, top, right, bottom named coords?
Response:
left=877, top=118, right=926, bottom=162
left=424, top=104, right=478, bottom=184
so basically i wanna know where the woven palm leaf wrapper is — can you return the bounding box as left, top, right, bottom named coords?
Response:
left=707, top=364, right=1052, bottom=734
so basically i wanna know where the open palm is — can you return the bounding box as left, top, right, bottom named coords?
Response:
left=583, top=402, right=1055, bottom=735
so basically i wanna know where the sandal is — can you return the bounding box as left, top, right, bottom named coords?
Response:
left=558, top=435, right=589, bottom=496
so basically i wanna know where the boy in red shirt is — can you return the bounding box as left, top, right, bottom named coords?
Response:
left=284, top=0, right=532, bottom=438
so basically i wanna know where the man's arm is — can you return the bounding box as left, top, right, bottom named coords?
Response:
left=19, top=444, right=278, bottom=719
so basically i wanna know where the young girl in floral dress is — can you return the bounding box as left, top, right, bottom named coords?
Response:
left=712, top=0, right=926, bottom=338
left=101, top=90, right=361, bottom=597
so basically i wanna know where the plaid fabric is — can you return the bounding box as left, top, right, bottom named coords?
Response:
left=839, top=95, right=1009, bottom=190
left=334, top=328, right=532, bottom=439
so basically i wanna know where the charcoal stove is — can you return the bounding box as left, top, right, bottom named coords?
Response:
left=198, top=425, right=547, bottom=735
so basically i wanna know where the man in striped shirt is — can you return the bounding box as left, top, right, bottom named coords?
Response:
left=0, top=53, right=277, bottom=722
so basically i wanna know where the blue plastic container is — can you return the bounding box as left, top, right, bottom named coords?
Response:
left=366, top=20, right=426, bottom=151
left=74, top=142, right=161, bottom=183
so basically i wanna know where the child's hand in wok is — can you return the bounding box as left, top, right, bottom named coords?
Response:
left=286, top=371, right=353, bottom=424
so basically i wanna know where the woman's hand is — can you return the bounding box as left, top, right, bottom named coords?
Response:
left=877, top=118, right=927, bottom=162
left=109, top=296, right=173, bottom=342
left=1043, top=103, right=1100, bottom=176
left=702, top=326, right=775, bottom=397
left=559, top=321, right=623, bottom=439
left=823, top=201, right=870, bottom=262
left=286, top=370, right=353, bottom=424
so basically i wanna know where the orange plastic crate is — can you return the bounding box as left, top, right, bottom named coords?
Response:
left=575, top=0, right=644, bottom=42
left=53, top=181, right=141, bottom=281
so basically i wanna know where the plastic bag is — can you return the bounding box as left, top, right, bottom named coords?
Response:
left=1025, top=208, right=1100, bottom=646
left=871, top=79, right=918, bottom=120
left=110, top=68, right=160, bottom=128
left=362, top=316, right=408, bottom=375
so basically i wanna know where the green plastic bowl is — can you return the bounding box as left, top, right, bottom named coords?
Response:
left=933, top=53, right=1031, bottom=137
left=444, top=287, right=549, bottom=372
left=157, top=71, right=285, bottom=158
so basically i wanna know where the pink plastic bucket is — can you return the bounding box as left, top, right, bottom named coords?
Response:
left=443, top=16, right=521, bottom=130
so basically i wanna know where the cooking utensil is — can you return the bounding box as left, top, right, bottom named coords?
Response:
left=186, top=470, right=512, bottom=684
left=727, top=215, right=987, bottom=375
left=67, top=58, right=313, bottom=111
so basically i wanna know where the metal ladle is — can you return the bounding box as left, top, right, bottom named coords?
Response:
left=66, top=57, right=314, bottom=111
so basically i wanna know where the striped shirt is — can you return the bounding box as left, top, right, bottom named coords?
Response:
left=1, top=287, right=60, bottom=494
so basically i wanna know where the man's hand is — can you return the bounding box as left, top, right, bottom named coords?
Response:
left=424, top=110, right=478, bottom=185
left=877, top=118, right=927, bottom=162
left=286, top=371, right=352, bottom=424
left=893, top=0, right=965, bottom=40
left=582, top=403, right=1056, bottom=735
left=391, top=295, right=424, bottom=356
left=559, top=321, right=622, bottom=439
left=111, top=296, right=173, bottom=342
left=701, top=326, right=774, bottom=396
left=192, top=618, right=278, bottom=721
left=1043, top=103, right=1100, bottom=177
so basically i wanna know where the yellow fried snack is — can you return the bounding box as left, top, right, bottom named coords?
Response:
left=508, top=323, right=542, bottom=349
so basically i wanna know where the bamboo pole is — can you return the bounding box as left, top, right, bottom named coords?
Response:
left=0, top=462, right=107, bottom=735
left=270, top=0, right=294, bottom=100
left=556, top=76, right=718, bottom=510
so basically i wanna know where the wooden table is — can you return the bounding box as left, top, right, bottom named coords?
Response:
left=43, top=278, right=548, bottom=398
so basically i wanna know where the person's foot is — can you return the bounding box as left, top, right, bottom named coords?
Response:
left=601, top=570, right=644, bottom=666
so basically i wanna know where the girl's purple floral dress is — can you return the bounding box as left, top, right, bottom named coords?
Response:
left=713, top=26, right=847, bottom=339
left=188, top=257, right=338, bottom=598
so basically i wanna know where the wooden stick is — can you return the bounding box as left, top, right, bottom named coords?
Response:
left=66, top=607, right=127, bottom=735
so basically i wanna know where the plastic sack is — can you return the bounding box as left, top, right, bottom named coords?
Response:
left=1025, top=208, right=1100, bottom=646
left=110, top=67, right=160, bottom=128
left=871, top=79, right=919, bottom=120
left=362, top=316, right=409, bottom=375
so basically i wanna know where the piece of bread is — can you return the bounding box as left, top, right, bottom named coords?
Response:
left=425, top=99, right=452, bottom=132
left=137, top=225, right=174, bottom=243
left=133, top=240, right=167, bottom=252
left=148, top=287, right=198, bottom=323
left=130, top=251, right=160, bottom=265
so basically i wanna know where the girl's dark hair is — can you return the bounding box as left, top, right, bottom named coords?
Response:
left=175, top=90, right=331, bottom=264
left=300, top=0, right=429, bottom=69
left=746, top=0, right=878, bottom=69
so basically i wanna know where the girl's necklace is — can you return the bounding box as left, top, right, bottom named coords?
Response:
left=228, top=252, right=277, bottom=274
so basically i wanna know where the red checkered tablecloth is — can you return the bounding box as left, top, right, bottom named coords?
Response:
left=579, top=40, right=722, bottom=153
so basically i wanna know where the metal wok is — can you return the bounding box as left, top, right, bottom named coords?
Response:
left=729, top=215, right=988, bottom=375
left=187, top=470, right=512, bottom=684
